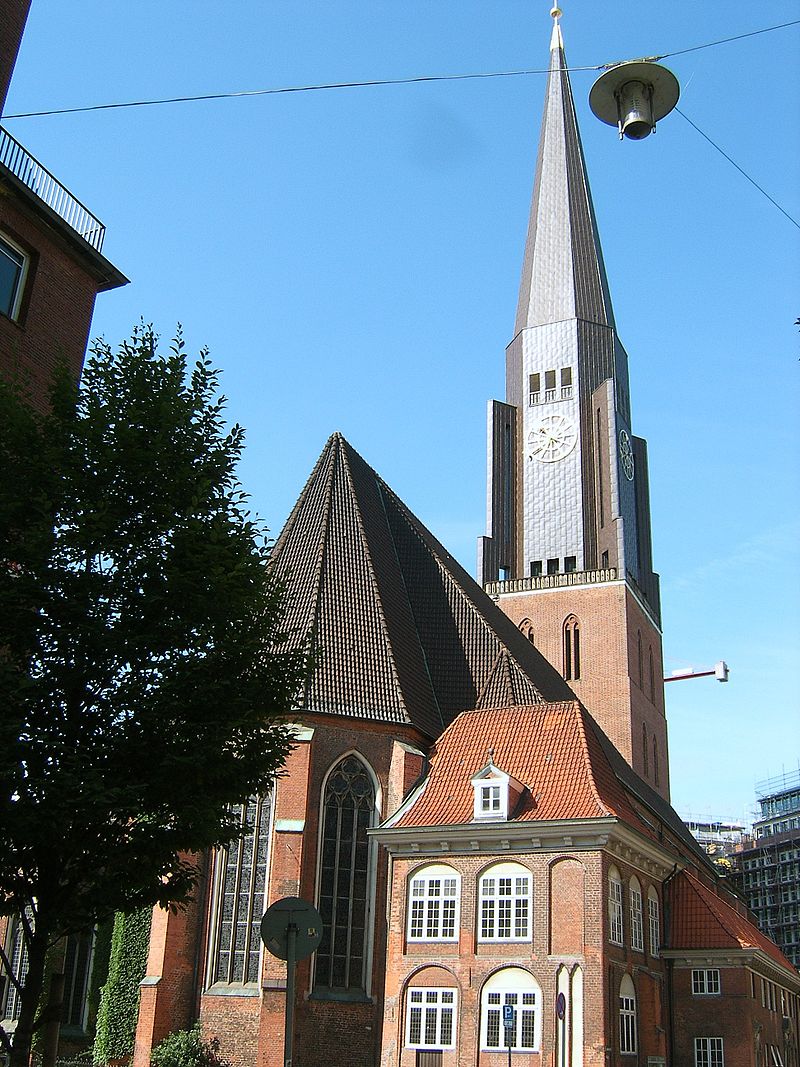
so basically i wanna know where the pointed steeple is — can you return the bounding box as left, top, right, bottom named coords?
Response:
left=514, top=9, right=615, bottom=336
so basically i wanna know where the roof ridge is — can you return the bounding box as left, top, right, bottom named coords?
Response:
left=370, top=461, right=447, bottom=734
left=337, top=441, right=412, bottom=723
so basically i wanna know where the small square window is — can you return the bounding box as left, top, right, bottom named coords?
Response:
left=530, top=561, right=542, bottom=577
left=0, top=235, right=28, bottom=321
left=481, top=785, right=501, bottom=813
left=564, top=556, right=576, bottom=572
left=547, top=558, right=559, bottom=575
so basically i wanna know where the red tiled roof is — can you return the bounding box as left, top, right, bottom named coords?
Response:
left=668, top=869, right=795, bottom=972
left=395, top=702, right=648, bottom=832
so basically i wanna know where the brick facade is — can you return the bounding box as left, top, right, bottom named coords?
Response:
left=495, top=579, right=669, bottom=800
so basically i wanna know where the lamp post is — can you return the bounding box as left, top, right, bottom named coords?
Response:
left=663, top=661, right=729, bottom=683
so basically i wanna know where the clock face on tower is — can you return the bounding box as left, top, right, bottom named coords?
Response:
left=619, top=429, right=635, bottom=480
left=528, top=414, right=578, bottom=463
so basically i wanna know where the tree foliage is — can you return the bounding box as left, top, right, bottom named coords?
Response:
left=0, top=326, right=305, bottom=1065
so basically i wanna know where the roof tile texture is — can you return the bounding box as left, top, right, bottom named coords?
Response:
left=668, top=869, right=795, bottom=971
left=272, top=434, right=574, bottom=736
left=396, top=702, right=647, bottom=832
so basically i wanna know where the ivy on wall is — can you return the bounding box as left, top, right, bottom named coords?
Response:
left=92, top=909, right=151, bottom=1065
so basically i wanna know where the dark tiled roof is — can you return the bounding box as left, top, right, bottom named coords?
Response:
left=272, top=434, right=574, bottom=737
left=667, top=869, right=798, bottom=975
left=394, top=702, right=650, bottom=831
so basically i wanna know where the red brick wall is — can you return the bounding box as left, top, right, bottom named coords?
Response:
left=381, top=848, right=618, bottom=1067
left=147, top=715, right=432, bottom=1067
left=671, top=965, right=798, bottom=1067
left=496, top=580, right=670, bottom=800
left=0, top=197, right=100, bottom=409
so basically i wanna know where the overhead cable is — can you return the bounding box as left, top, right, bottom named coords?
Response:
left=3, top=18, right=799, bottom=121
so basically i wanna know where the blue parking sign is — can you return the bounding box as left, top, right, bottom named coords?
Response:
left=503, top=1004, right=515, bottom=1030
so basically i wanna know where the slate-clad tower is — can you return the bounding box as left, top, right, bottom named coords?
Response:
left=478, top=13, right=668, bottom=797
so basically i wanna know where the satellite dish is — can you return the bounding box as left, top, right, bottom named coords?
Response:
left=590, top=61, right=680, bottom=140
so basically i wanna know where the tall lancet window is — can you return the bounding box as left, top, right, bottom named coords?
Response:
left=563, top=616, right=581, bottom=681
left=316, top=755, right=376, bottom=994
left=208, top=793, right=272, bottom=987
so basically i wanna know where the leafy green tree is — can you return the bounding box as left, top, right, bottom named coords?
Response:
left=0, top=326, right=305, bottom=1067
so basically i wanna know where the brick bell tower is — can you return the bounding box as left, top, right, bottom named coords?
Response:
left=478, top=9, right=669, bottom=798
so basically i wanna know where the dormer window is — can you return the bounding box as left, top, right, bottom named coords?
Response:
left=471, top=754, right=523, bottom=822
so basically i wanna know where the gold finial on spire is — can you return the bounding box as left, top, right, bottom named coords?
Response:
left=550, top=5, right=564, bottom=50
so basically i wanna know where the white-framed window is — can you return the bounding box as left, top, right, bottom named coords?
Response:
left=208, top=793, right=272, bottom=987
left=481, top=784, right=501, bottom=814
left=478, top=863, right=531, bottom=942
left=408, top=865, right=460, bottom=942
left=769, top=1046, right=784, bottom=1066
left=692, top=969, right=721, bottom=995
left=609, top=866, right=624, bottom=945
left=619, top=975, right=637, bottom=1055
left=405, top=987, right=457, bottom=1050
left=0, top=234, right=29, bottom=321
left=648, top=887, right=660, bottom=957
left=481, top=968, right=542, bottom=1052
left=694, top=1036, right=724, bottom=1067
left=630, top=878, right=643, bottom=952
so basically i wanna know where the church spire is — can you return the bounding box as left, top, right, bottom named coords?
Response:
left=513, top=7, right=615, bottom=336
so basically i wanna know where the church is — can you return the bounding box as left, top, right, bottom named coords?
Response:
left=122, top=12, right=798, bottom=1067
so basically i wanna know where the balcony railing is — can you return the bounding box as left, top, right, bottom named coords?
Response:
left=485, top=567, right=618, bottom=595
left=0, top=126, right=105, bottom=252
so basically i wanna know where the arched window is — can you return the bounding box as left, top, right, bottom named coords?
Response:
left=518, top=618, right=535, bottom=644
left=642, top=722, right=649, bottom=778
left=619, top=974, right=637, bottom=1054
left=636, top=631, right=643, bottom=688
left=208, top=793, right=272, bottom=986
left=629, top=877, right=644, bottom=952
left=62, top=928, right=95, bottom=1029
left=647, top=887, right=660, bottom=957
left=478, top=862, right=532, bottom=943
left=563, top=615, right=581, bottom=681
left=481, top=968, right=542, bottom=1053
left=405, top=980, right=458, bottom=1051
left=315, top=755, right=376, bottom=992
left=653, top=737, right=660, bottom=788
left=608, top=866, right=623, bottom=945
left=407, top=863, right=460, bottom=942
left=648, top=648, right=655, bottom=701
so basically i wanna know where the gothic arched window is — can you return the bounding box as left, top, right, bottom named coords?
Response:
left=642, top=723, right=649, bottom=778
left=208, top=793, right=272, bottom=987
left=648, top=648, right=655, bottom=702
left=563, top=616, right=581, bottom=681
left=518, top=618, right=535, bottom=644
left=636, top=631, right=643, bottom=688
left=653, top=737, right=660, bottom=788
left=315, top=755, right=375, bottom=993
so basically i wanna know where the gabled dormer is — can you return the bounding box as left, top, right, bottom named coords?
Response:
left=470, top=751, right=525, bottom=821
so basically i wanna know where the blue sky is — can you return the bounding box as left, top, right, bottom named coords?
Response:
left=6, top=1, right=799, bottom=824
